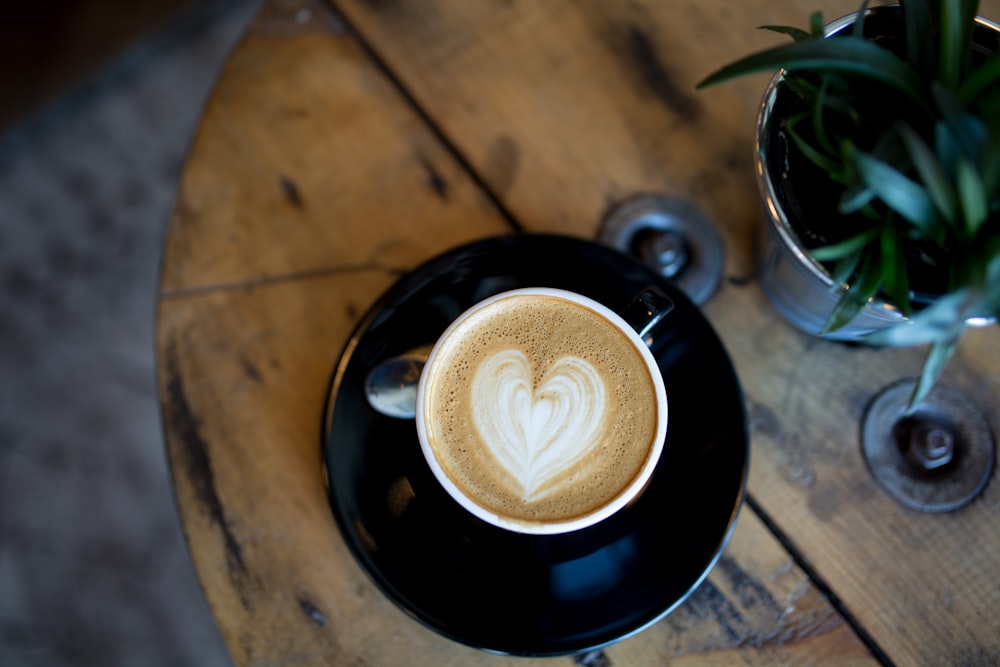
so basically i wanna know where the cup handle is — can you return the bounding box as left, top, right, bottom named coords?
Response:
left=619, top=286, right=674, bottom=344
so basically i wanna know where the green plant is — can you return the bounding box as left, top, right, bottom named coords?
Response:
left=698, top=0, right=1000, bottom=408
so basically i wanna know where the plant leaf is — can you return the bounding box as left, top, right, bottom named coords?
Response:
left=697, top=37, right=926, bottom=106
left=907, top=334, right=961, bottom=411
left=785, top=115, right=843, bottom=174
left=937, top=0, right=980, bottom=88
left=959, top=0, right=981, bottom=79
left=810, top=11, right=827, bottom=38
left=760, top=25, right=813, bottom=42
left=901, top=0, right=935, bottom=80
left=897, top=124, right=959, bottom=228
left=980, top=250, right=1000, bottom=317
left=849, top=147, right=944, bottom=241
left=881, top=223, right=913, bottom=315
left=983, top=119, right=1000, bottom=196
left=831, top=249, right=864, bottom=287
left=956, top=158, right=988, bottom=236
left=959, top=52, right=1000, bottom=104
left=934, top=88, right=988, bottom=162
left=811, top=225, right=880, bottom=261
left=864, top=288, right=968, bottom=346
left=850, top=1, right=870, bottom=38
left=840, top=180, right=878, bottom=213
left=939, top=0, right=964, bottom=88
left=822, top=249, right=883, bottom=333
left=812, top=77, right=838, bottom=156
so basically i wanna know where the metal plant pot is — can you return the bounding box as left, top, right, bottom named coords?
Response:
left=755, top=7, right=1000, bottom=341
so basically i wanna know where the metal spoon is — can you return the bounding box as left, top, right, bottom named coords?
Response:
left=364, top=351, right=428, bottom=419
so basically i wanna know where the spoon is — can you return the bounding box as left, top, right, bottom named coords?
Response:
left=364, top=350, right=430, bottom=419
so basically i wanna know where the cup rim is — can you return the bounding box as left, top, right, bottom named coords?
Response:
left=415, top=286, right=669, bottom=535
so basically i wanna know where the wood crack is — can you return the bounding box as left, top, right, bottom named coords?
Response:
left=162, top=338, right=247, bottom=578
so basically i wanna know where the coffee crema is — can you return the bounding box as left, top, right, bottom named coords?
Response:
left=419, top=291, right=663, bottom=528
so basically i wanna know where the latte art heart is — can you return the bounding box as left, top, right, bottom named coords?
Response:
left=472, top=350, right=608, bottom=501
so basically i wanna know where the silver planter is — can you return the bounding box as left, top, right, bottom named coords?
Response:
left=755, top=8, right=1000, bottom=341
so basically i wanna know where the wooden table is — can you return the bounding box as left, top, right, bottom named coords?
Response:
left=157, top=1, right=1000, bottom=664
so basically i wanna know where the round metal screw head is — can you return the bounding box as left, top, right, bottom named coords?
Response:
left=923, top=428, right=954, bottom=466
left=906, top=425, right=955, bottom=472
left=637, top=229, right=689, bottom=279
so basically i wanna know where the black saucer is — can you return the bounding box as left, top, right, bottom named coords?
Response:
left=322, top=234, right=748, bottom=656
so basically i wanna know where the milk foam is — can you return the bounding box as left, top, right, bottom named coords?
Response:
left=471, top=350, right=607, bottom=501
left=421, top=292, right=661, bottom=525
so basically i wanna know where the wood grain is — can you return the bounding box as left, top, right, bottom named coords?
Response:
left=328, top=0, right=1000, bottom=664
left=158, top=0, right=883, bottom=664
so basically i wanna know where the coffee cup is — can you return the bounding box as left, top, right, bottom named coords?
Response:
left=415, top=287, right=671, bottom=534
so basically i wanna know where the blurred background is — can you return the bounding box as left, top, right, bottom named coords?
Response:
left=1, top=1, right=263, bottom=664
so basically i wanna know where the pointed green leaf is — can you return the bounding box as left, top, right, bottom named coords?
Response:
left=881, top=223, right=913, bottom=315
left=901, top=0, right=935, bottom=80
left=940, top=0, right=964, bottom=88
left=811, top=225, right=881, bottom=261
left=760, top=25, right=813, bottom=42
left=811, top=77, right=839, bottom=156
left=933, top=88, right=988, bottom=160
left=850, top=2, right=870, bottom=38
left=840, top=180, right=878, bottom=213
left=824, top=294, right=867, bottom=335
left=785, top=117, right=842, bottom=174
left=956, top=158, right=988, bottom=235
left=865, top=289, right=968, bottom=346
left=822, top=250, right=883, bottom=333
left=935, top=120, right=962, bottom=174
left=778, top=74, right=821, bottom=102
left=898, top=124, right=958, bottom=227
left=810, top=11, right=827, bottom=38
left=959, top=52, right=1000, bottom=104
left=850, top=148, right=943, bottom=239
left=907, top=335, right=961, bottom=411
left=830, top=249, right=864, bottom=287
left=697, top=38, right=925, bottom=106
left=959, top=0, right=981, bottom=78
left=980, top=252, right=1000, bottom=317
left=983, top=123, right=1000, bottom=195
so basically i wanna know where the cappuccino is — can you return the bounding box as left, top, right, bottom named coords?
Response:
left=417, top=288, right=667, bottom=533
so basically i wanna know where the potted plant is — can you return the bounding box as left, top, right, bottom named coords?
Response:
left=697, top=0, right=1000, bottom=408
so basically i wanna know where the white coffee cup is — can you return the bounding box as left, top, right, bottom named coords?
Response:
left=415, top=287, right=669, bottom=534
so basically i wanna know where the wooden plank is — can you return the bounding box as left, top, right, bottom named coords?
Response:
left=329, top=0, right=1000, bottom=665
left=157, top=0, right=878, bottom=663
left=160, top=0, right=512, bottom=294
left=606, top=507, right=876, bottom=665
left=333, top=0, right=876, bottom=274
